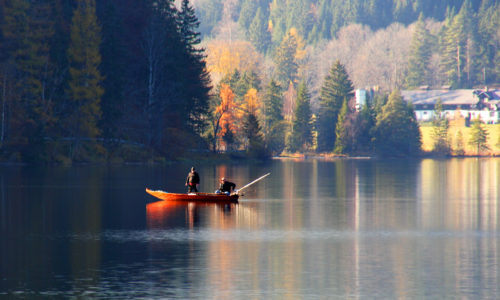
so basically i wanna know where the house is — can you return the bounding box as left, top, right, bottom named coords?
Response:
left=401, top=88, right=500, bottom=124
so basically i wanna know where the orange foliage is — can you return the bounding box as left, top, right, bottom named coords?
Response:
left=205, top=40, right=263, bottom=83
left=217, top=84, right=237, bottom=138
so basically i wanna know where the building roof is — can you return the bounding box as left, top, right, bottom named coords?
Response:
left=401, top=89, right=477, bottom=105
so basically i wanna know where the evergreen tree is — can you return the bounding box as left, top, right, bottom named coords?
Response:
left=222, top=122, right=235, bottom=151
left=308, top=0, right=332, bottom=43
left=351, top=103, right=375, bottom=154
left=98, top=0, right=126, bottom=144
left=0, top=0, right=57, bottom=161
left=406, top=14, right=432, bottom=88
left=316, top=60, right=354, bottom=152
left=273, top=28, right=302, bottom=88
left=334, top=98, right=349, bottom=154
left=476, top=2, right=500, bottom=85
left=440, top=2, right=478, bottom=88
left=269, top=0, right=287, bottom=46
left=197, top=0, right=222, bottom=37
left=372, top=90, right=421, bottom=157
left=263, top=79, right=285, bottom=155
left=288, top=81, right=312, bottom=152
left=242, top=111, right=267, bottom=158
left=431, top=99, right=450, bottom=155
left=65, top=0, right=103, bottom=160
left=454, top=129, right=465, bottom=156
left=238, top=0, right=258, bottom=33
left=248, top=7, right=271, bottom=54
left=177, top=0, right=211, bottom=133
left=468, top=118, right=489, bottom=155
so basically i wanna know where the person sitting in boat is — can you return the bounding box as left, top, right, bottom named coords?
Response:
left=216, top=177, right=236, bottom=195
left=185, top=167, right=200, bottom=193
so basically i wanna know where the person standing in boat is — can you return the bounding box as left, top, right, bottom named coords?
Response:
left=185, top=167, right=200, bottom=193
left=217, top=177, right=236, bottom=195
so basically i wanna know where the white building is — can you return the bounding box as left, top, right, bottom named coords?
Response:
left=401, top=88, right=500, bottom=124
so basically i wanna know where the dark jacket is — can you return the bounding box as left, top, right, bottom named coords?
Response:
left=219, top=181, right=236, bottom=193
left=186, top=171, right=200, bottom=186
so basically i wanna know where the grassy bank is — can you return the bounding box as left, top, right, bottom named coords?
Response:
left=420, top=123, right=500, bottom=156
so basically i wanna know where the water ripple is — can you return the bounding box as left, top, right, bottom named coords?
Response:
left=89, top=229, right=500, bottom=243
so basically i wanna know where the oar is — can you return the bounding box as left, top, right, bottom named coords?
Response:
left=234, top=173, right=270, bottom=195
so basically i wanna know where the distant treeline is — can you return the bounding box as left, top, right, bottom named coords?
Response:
left=0, top=0, right=210, bottom=163
left=197, top=0, right=498, bottom=44
left=200, top=0, right=500, bottom=90
left=1, top=0, right=499, bottom=163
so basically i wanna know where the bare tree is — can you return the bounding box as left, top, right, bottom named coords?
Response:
left=352, top=23, right=412, bottom=91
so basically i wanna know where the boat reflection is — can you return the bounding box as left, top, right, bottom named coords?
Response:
left=146, top=200, right=239, bottom=229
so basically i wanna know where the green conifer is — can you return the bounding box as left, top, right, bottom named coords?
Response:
left=316, top=60, right=354, bottom=152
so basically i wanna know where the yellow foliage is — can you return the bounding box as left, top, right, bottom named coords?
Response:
left=206, top=40, right=263, bottom=83
left=242, top=88, right=260, bottom=115
left=288, top=28, right=306, bottom=60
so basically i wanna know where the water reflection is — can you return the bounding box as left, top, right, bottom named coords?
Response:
left=1, top=159, right=500, bottom=298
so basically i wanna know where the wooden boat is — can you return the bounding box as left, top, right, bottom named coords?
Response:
left=145, top=188, right=239, bottom=203
left=146, top=173, right=271, bottom=204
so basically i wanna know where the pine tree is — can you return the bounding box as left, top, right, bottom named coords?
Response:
left=334, top=99, right=349, bottom=154
left=476, top=2, right=500, bottom=85
left=316, top=60, right=354, bottom=152
left=372, top=90, right=421, bottom=157
left=66, top=0, right=103, bottom=160
left=431, top=99, right=450, bottom=155
left=406, top=14, right=432, bottom=88
left=351, top=103, right=375, bottom=154
left=98, top=0, right=126, bottom=143
left=273, top=28, right=304, bottom=88
left=454, top=130, right=465, bottom=156
left=263, top=79, right=285, bottom=155
left=468, top=118, right=489, bottom=155
left=440, top=2, right=478, bottom=88
left=243, top=112, right=266, bottom=158
left=288, top=81, right=312, bottom=152
left=0, top=0, right=57, bottom=160
left=238, top=0, right=258, bottom=33
left=177, top=0, right=211, bottom=134
left=248, top=7, right=271, bottom=54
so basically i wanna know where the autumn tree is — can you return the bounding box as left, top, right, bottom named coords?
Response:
left=206, top=40, right=262, bottom=83
left=65, top=0, right=104, bottom=160
left=212, top=83, right=237, bottom=152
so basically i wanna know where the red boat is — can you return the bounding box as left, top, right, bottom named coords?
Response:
left=146, top=173, right=270, bottom=204
left=145, top=188, right=239, bottom=203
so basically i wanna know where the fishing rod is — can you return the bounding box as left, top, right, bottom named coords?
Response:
left=234, top=173, right=271, bottom=195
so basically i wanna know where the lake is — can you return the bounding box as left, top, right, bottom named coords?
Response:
left=1, top=158, right=500, bottom=299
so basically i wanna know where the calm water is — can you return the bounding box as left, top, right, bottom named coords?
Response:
left=1, top=158, right=500, bottom=299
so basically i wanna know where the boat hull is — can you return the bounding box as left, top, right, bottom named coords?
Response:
left=146, top=188, right=239, bottom=203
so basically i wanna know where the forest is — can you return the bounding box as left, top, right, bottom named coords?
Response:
left=0, top=0, right=499, bottom=163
